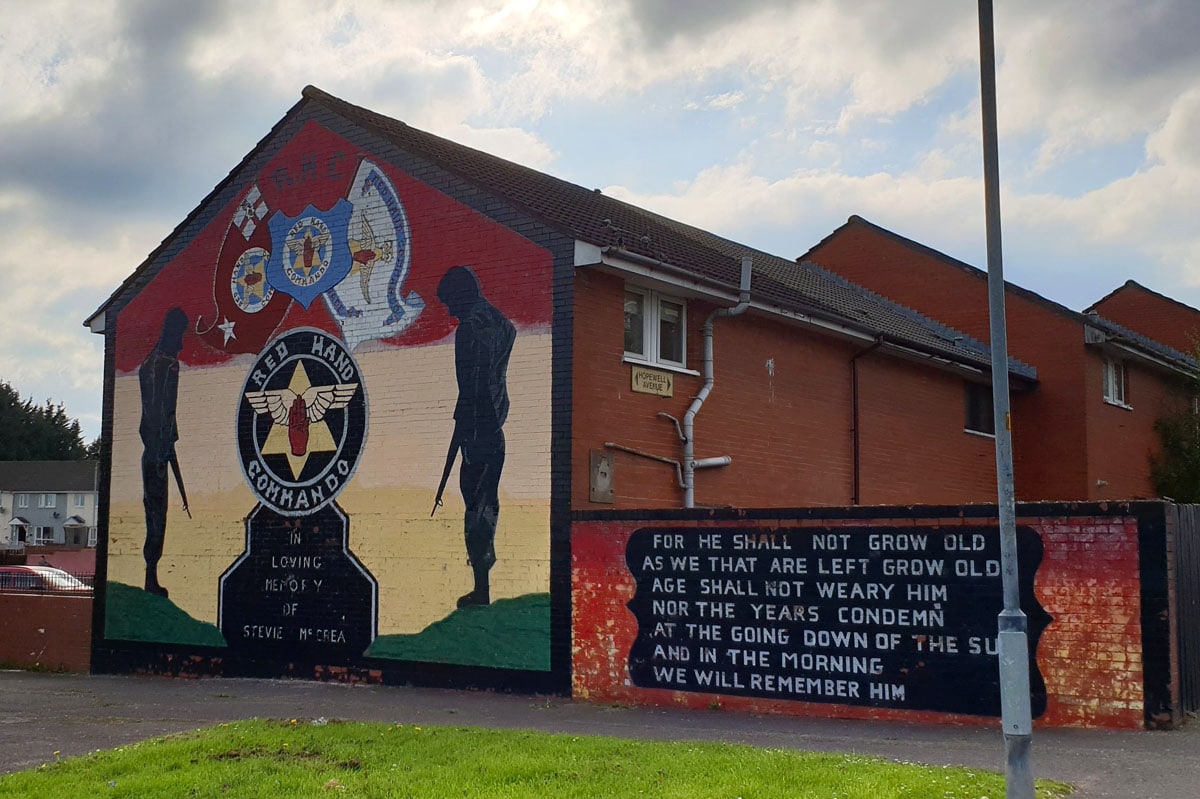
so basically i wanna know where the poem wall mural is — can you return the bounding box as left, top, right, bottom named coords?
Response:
left=103, top=120, right=554, bottom=674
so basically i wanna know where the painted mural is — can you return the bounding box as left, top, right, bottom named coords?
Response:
left=104, top=120, right=554, bottom=673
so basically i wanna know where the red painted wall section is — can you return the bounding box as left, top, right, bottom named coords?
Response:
left=572, top=269, right=1001, bottom=509
left=117, top=119, right=553, bottom=372
left=572, top=514, right=1145, bottom=729
left=1033, top=516, right=1143, bottom=727
left=1091, top=283, right=1200, bottom=357
left=0, top=595, right=92, bottom=672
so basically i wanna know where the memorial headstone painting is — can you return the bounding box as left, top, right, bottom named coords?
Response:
left=626, top=526, right=1051, bottom=717
left=103, top=120, right=554, bottom=672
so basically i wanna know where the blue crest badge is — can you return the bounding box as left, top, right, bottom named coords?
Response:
left=265, top=200, right=354, bottom=309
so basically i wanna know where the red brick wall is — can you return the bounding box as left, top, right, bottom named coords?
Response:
left=572, top=511, right=1148, bottom=728
left=1092, top=283, right=1200, bottom=356
left=1086, top=353, right=1188, bottom=500
left=1033, top=516, right=1143, bottom=726
left=572, top=269, right=1000, bottom=509
left=806, top=218, right=1171, bottom=501
left=855, top=354, right=997, bottom=505
left=0, top=594, right=92, bottom=672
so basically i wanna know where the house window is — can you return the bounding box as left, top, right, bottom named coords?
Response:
left=624, top=288, right=687, bottom=369
left=32, top=526, right=53, bottom=546
left=38, top=494, right=56, bottom=509
left=75, top=493, right=86, bottom=507
left=965, top=382, right=995, bottom=436
left=17, top=494, right=28, bottom=509
left=1103, top=357, right=1128, bottom=407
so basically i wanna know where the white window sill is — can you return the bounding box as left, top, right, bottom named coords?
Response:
left=964, top=428, right=996, bottom=439
left=1103, top=398, right=1133, bottom=411
left=623, top=354, right=700, bottom=376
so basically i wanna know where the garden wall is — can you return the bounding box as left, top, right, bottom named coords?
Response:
left=572, top=502, right=1177, bottom=729
left=0, top=594, right=92, bottom=673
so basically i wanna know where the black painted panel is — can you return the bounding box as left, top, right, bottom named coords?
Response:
left=626, top=525, right=1049, bottom=717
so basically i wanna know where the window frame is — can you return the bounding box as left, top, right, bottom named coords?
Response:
left=32, top=526, right=53, bottom=546
left=75, top=493, right=86, bottom=508
left=17, top=494, right=28, bottom=509
left=38, top=493, right=56, bottom=509
left=1102, top=356, right=1130, bottom=408
left=964, top=382, right=996, bottom=437
left=623, top=286, right=689, bottom=371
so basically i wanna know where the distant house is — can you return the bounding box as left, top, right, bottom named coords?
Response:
left=1089, top=279, right=1200, bottom=359
left=804, top=215, right=1196, bottom=501
left=0, top=460, right=98, bottom=550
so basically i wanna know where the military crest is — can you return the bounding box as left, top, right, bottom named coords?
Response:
left=266, top=200, right=354, bottom=309
left=196, top=183, right=289, bottom=353
left=237, top=328, right=367, bottom=516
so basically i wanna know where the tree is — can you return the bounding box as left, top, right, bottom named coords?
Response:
left=1151, top=348, right=1200, bottom=502
left=0, top=380, right=92, bottom=461
left=1151, top=411, right=1200, bottom=502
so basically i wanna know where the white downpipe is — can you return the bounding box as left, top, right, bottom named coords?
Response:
left=683, top=255, right=752, bottom=508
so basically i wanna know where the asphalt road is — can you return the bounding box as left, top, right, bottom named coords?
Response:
left=1, top=671, right=1197, bottom=797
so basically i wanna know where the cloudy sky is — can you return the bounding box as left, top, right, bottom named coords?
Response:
left=3, top=0, right=1199, bottom=442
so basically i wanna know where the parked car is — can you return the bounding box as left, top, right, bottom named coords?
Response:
left=0, top=565, right=91, bottom=593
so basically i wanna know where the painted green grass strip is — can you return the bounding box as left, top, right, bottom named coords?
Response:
left=104, top=582, right=227, bottom=646
left=367, top=593, right=550, bottom=670
left=0, top=718, right=1072, bottom=799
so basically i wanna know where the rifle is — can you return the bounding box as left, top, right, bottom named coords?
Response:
left=431, top=431, right=461, bottom=517
left=168, top=453, right=191, bottom=519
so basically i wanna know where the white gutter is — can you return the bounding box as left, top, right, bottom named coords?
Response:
left=579, top=241, right=1024, bottom=385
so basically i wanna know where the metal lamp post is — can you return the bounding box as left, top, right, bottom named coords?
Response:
left=977, top=1, right=1035, bottom=797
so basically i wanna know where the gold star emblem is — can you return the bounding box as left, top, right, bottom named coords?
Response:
left=259, top=362, right=338, bottom=479
left=237, top=254, right=269, bottom=303
left=286, top=227, right=330, bottom=280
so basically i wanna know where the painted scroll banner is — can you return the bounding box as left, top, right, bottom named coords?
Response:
left=625, top=526, right=1050, bottom=717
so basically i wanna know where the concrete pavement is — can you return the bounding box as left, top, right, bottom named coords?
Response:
left=0, top=671, right=1196, bottom=797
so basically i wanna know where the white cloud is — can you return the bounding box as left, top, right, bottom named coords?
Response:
left=685, top=91, right=745, bottom=112
left=0, top=0, right=124, bottom=124
left=438, top=124, right=559, bottom=171
left=4, top=0, right=1200, bottom=440
left=994, top=0, right=1200, bottom=170
left=604, top=159, right=984, bottom=259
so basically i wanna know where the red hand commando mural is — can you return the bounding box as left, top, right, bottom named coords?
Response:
left=106, top=121, right=554, bottom=675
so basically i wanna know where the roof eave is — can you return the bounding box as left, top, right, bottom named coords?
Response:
left=584, top=242, right=1037, bottom=386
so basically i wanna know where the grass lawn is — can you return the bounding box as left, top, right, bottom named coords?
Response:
left=0, top=718, right=1072, bottom=798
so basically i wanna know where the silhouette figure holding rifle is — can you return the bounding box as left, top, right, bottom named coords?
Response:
left=139, top=307, right=190, bottom=598
left=431, top=266, right=515, bottom=608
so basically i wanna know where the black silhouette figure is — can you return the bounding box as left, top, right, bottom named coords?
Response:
left=432, top=266, right=515, bottom=608
left=139, top=307, right=188, bottom=597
